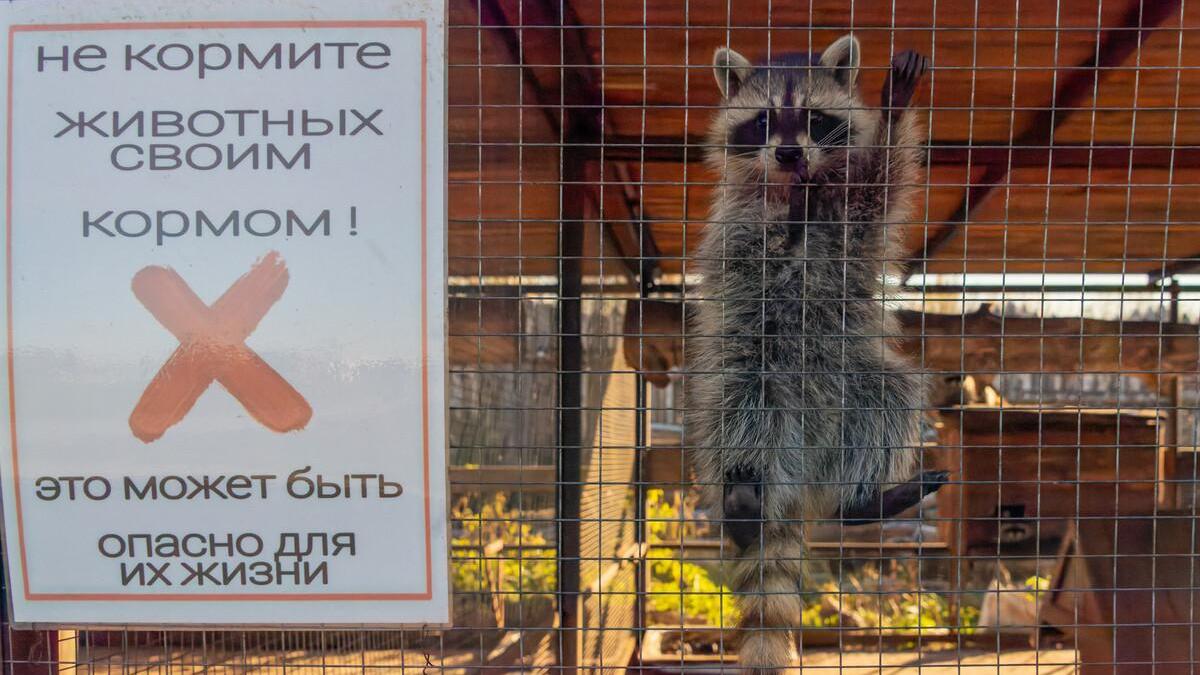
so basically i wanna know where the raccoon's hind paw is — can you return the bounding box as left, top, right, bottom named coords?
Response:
left=723, top=466, right=765, bottom=550
left=883, top=49, right=930, bottom=117
left=839, top=469, right=948, bottom=525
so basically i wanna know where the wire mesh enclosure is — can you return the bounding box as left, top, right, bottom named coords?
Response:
left=6, top=0, right=1200, bottom=672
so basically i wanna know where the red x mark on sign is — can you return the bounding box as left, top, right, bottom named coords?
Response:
left=129, top=251, right=312, bottom=443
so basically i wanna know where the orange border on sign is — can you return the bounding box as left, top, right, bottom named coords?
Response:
left=6, top=20, right=434, bottom=602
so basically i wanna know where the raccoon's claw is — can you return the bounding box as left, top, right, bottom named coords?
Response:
left=786, top=171, right=811, bottom=240
left=883, top=49, right=930, bottom=116
left=839, top=469, right=948, bottom=525
left=723, top=466, right=765, bottom=550
left=790, top=161, right=811, bottom=184
left=787, top=169, right=806, bottom=211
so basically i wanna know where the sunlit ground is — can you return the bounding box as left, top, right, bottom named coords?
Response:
left=63, top=646, right=1079, bottom=674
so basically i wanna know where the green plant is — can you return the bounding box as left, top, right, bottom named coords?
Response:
left=645, top=487, right=706, bottom=544
left=642, top=489, right=973, bottom=634
left=819, top=562, right=959, bottom=633
left=451, top=493, right=556, bottom=599
left=645, top=489, right=738, bottom=626
left=647, top=547, right=740, bottom=627
left=958, top=604, right=981, bottom=635
left=885, top=591, right=951, bottom=630
left=1023, top=575, right=1051, bottom=604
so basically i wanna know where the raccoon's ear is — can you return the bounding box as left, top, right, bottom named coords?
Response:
left=820, top=34, right=862, bottom=88
left=713, top=47, right=753, bottom=98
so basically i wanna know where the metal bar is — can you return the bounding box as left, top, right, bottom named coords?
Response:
left=1149, top=254, right=1200, bottom=282
left=550, top=0, right=592, bottom=668
left=556, top=148, right=585, bottom=675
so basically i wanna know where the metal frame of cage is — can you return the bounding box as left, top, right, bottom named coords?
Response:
left=4, top=0, right=1200, bottom=672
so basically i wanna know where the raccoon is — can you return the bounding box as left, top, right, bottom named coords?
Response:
left=687, top=35, right=939, bottom=671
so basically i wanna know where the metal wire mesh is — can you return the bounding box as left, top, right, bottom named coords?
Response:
left=5, top=0, right=1200, bottom=672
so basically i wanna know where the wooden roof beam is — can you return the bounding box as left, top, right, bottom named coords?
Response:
left=474, top=0, right=661, bottom=292
left=1148, top=254, right=1200, bottom=283
left=616, top=300, right=1200, bottom=389
left=903, top=0, right=1183, bottom=279
left=473, top=0, right=562, bottom=137
left=532, top=136, right=1200, bottom=170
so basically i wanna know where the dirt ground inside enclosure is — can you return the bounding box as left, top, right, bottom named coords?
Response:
left=796, top=648, right=1080, bottom=674
left=68, top=647, right=1080, bottom=673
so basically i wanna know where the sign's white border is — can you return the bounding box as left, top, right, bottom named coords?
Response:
left=0, top=0, right=450, bottom=628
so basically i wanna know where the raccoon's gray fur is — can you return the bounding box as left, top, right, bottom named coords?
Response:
left=687, top=35, right=928, bottom=671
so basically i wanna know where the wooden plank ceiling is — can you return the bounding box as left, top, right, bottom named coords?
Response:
left=448, top=0, right=1198, bottom=281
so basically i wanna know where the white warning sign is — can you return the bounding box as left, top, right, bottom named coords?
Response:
left=0, top=0, right=448, bottom=625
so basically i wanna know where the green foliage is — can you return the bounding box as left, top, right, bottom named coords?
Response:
left=645, top=487, right=705, bottom=543
left=830, top=562, right=957, bottom=632
left=1023, top=575, right=1051, bottom=604
left=451, top=493, right=556, bottom=599
left=958, top=604, right=981, bottom=635
left=647, top=548, right=740, bottom=627
left=885, top=591, right=951, bottom=630
left=801, top=599, right=841, bottom=628
left=645, top=489, right=738, bottom=627
left=642, top=488, right=975, bottom=634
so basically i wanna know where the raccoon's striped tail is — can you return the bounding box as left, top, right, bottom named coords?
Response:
left=732, top=533, right=806, bottom=673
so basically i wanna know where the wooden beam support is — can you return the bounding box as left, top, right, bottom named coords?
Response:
left=892, top=303, right=1199, bottom=386
left=581, top=137, right=1200, bottom=170
left=455, top=298, right=1200, bottom=381
left=1148, top=252, right=1200, bottom=282
left=604, top=161, right=661, bottom=294
left=472, top=0, right=562, bottom=137
left=904, top=0, right=1183, bottom=278
left=621, top=299, right=687, bottom=386
left=475, top=0, right=661, bottom=291
left=598, top=300, right=1200, bottom=388
left=909, top=163, right=1007, bottom=272
left=926, top=144, right=1200, bottom=171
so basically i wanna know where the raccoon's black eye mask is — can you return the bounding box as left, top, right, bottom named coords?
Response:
left=806, top=111, right=851, bottom=146
left=727, top=107, right=851, bottom=155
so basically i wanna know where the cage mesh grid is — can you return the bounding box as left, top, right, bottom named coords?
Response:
left=3, top=0, right=1200, bottom=672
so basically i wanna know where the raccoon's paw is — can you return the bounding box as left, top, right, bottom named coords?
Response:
left=787, top=173, right=803, bottom=212
left=786, top=170, right=813, bottom=230
left=884, top=49, right=930, bottom=114
left=723, top=466, right=765, bottom=550
left=839, top=469, right=948, bottom=525
left=789, top=161, right=812, bottom=185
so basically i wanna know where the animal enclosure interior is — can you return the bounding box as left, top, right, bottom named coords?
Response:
left=7, top=0, right=1200, bottom=672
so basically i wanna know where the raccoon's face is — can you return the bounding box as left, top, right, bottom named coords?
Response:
left=708, top=35, right=877, bottom=185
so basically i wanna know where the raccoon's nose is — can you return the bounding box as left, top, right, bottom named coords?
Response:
left=774, top=146, right=803, bottom=166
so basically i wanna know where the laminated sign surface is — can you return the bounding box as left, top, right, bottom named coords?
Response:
left=0, top=0, right=448, bottom=625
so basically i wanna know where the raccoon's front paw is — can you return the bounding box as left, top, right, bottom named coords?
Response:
left=884, top=49, right=930, bottom=113
left=723, top=466, right=764, bottom=550
left=786, top=171, right=812, bottom=228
